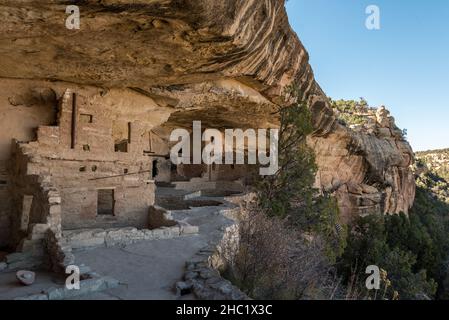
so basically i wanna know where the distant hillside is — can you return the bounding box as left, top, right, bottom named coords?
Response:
left=416, top=149, right=449, bottom=182
left=415, top=148, right=449, bottom=205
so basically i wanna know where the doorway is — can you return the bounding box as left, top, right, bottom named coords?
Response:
left=97, top=189, right=115, bottom=216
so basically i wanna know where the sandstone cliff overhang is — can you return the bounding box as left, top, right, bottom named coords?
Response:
left=0, top=0, right=415, bottom=223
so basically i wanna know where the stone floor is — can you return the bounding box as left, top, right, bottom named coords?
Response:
left=69, top=200, right=235, bottom=300
left=0, top=193, right=237, bottom=300
left=0, top=270, right=66, bottom=300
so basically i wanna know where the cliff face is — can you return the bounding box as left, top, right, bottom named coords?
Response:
left=0, top=0, right=415, bottom=223
left=310, top=106, right=415, bottom=222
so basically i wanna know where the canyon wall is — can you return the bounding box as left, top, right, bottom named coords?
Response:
left=0, top=0, right=415, bottom=247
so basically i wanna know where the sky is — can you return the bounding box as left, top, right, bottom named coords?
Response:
left=286, top=0, right=449, bottom=151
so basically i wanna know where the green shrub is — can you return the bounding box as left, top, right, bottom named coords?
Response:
left=338, top=180, right=449, bottom=300
left=338, top=213, right=438, bottom=299
left=329, top=98, right=372, bottom=127
left=257, top=87, right=345, bottom=262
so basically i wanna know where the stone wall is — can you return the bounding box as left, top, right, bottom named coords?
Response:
left=178, top=195, right=252, bottom=300
left=0, top=80, right=57, bottom=248
left=63, top=224, right=198, bottom=250
left=0, top=161, right=11, bottom=247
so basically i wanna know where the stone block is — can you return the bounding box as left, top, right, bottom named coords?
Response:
left=45, top=276, right=119, bottom=300
left=46, top=287, right=65, bottom=300
left=184, top=271, right=198, bottom=281
left=92, top=230, right=107, bottom=238
left=151, top=228, right=164, bottom=239
left=15, top=294, right=49, bottom=300
left=105, top=238, right=124, bottom=247
left=68, top=277, right=118, bottom=298
left=180, top=225, right=199, bottom=235
left=103, top=276, right=120, bottom=289
left=7, top=257, right=42, bottom=271
left=205, top=276, right=222, bottom=285
left=6, top=252, right=31, bottom=264
left=165, top=226, right=181, bottom=238
left=17, top=239, right=44, bottom=253
left=26, top=163, right=42, bottom=175
left=78, top=264, right=91, bottom=275
left=123, top=228, right=145, bottom=240
left=184, top=191, right=202, bottom=200
left=70, top=237, right=105, bottom=249
left=105, top=228, right=125, bottom=239
left=143, top=229, right=154, bottom=240
left=48, top=196, right=62, bottom=204
left=232, top=292, right=249, bottom=300
left=175, top=281, right=193, bottom=296
left=199, top=268, right=218, bottom=279
left=29, top=224, right=51, bottom=240
left=49, top=205, right=62, bottom=215
left=215, top=281, right=233, bottom=295
left=37, top=175, right=52, bottom=184
left=29, top=233, right=46, bottom=241
left=85, top=271, right=101, bottom=279
left=74, top=278, right=107, bottom=297
left=47, top=190, right=60, bottom=198
left=29, top=223, right=50, bottom=235
left=61, top=253, right=75, bottom=267
left=64, top=229, right=102, bottom=241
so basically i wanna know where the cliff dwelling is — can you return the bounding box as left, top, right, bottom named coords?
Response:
left=0, top=0, right=420, bottom=301
left=0, top=79, right=258, bottom=269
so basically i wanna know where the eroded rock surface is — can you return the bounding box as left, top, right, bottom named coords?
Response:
left=310, top=107, right=415, bottom=222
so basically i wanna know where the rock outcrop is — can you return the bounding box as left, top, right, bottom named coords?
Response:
left=0, top=0, right=415, bottom=226
left=310, top=106, right=415, bottom=222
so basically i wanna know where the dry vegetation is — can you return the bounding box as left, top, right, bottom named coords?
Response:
left=219, top=203, right=338, bottom=300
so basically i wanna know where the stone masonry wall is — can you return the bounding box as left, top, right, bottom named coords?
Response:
left=0, top=161, right=11, bottom=247
left=5, top=81, right=175, bottom=234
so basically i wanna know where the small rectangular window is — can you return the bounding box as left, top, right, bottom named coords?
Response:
left=97, top=189, right=115, bottom=216
left=114, top=140, right=128, bottom=153
left=80, top=114, right=93, bottom=124
left=113, top=121, right=130, bottom=153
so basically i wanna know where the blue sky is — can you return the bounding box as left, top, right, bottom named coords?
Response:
left=286, top=0, right=449, bottom=151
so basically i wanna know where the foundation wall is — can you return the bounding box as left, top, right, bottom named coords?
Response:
left=176, top=164, right=251, bottom=183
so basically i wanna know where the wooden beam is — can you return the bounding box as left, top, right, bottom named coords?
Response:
left=71, top=92, right=77, bottom=149
left=88, top=170, right=152, bottom=181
